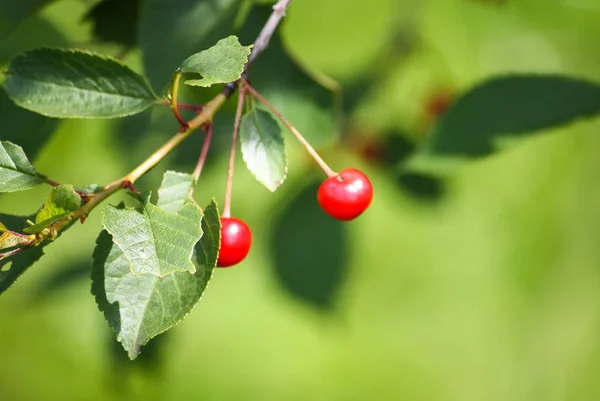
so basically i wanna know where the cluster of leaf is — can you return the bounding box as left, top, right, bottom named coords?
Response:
left=0, top=0, right=345, bottom=360
left=3, top=0, right=600, bottom=362
left=0, top=31, right=293, bottom=358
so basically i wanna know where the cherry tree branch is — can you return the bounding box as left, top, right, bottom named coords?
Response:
left=248, top=0, right=292, bottom=64
left=4, top=0, right=295, bottom=257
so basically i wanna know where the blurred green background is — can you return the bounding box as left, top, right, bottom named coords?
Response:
left=2, top=0, right=600, bottom=400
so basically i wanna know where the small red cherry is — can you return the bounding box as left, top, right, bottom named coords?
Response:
left=216, top=217, right=252, bottom=267
left=317, top=168, right=373, bottom=221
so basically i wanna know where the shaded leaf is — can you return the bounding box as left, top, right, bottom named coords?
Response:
left=422, top=74, right=600, bottom=160
left=0, top=213, right=42, bottom=294
left=0, top=245, right=44, bottom=294
left=0, top=141, right=44, bottom=193
left=0, top=0, right=54, bottom=37
left=194, top=200, right=220, bottom=272
left=139, top=0, right=242, bottom=91
left=157, top=171, right=194, bottom=213
left=181, top=35, right=252, bottom=87
left=271, top=181, right=348, bottom=309
left=5, top=48, right=158, bottom=119
left=102, top=196, right=203, bottom=277
left=92, top=200, right=220, bottom=359
left=0, top=88, right=59, bottom=161
left=0, top=211, right=76, bottom=295
left=240, top=107, right=287, bottom=191
left=84, top=0, right=140, bottom=47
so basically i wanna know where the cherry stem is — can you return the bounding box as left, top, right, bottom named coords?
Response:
left=242, top=82, right=337, bottom=178
left=170, top=72, right=189, bottom=129
left=223, top=88, right=246, bottom=218
left=191, top=123, right=213, bottom=191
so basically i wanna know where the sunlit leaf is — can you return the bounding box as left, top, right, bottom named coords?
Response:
left=34, top=184, right=81, bottom=224
left=157, top=171, right=194, bottom=213
left=5, top=48, right=159, bottom=118
left=180, top=36, right=252, bottom=87
left=92, top=200, right=220, bottom=359
left=21, top=184, right=81, bottom=234
left=240, top=107, right=287, bottom=191
left=102, top=195, right=203, bottom=277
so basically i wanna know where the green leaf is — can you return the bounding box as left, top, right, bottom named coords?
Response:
left=180, top=36, right=252, bottom=87
left=194, top=200, right=221, bottom=274
left=4, top=48, right=159, bottom=119
left=92, top=200, right=220, bottom=359
left=240, top=107, right=287, bottom=191
left=21, top=184, right=82, bottom=234
left=272, top=181, right=348, bottom=310
left=35, top=184, right=81, bottom=224
left=83, top=0, right=139, bottom=47
left=421, top=74, right=600, bottom=162
left=139, top=0, right=242, bottom=90
left=157, top=171, right=194, bottom=213
left=0, top=141, right=44, bottom=193
left=102, top=195, right=203, bottom=277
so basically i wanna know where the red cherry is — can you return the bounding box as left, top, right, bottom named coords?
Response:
left=317, top=168, right=373, bottom=221
left=216, top=217, right=252, bottom=267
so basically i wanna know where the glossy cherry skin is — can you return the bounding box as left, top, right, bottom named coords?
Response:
left=216, top=217, right=252, bottom=267
left=317, top=168, right=373, bottom=221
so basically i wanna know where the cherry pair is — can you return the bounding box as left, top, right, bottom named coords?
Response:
left=216, top=168, right=373, bottom=267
